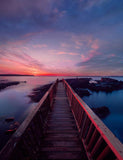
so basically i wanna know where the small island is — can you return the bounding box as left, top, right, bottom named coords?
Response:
left=0, top=74, right=34, bottom=76
left=91, top=106, right=110, bottom=119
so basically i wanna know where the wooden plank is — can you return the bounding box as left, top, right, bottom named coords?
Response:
left=40, top=146, right=82, bottom=152
left=39, top=151, right=85, bottom=160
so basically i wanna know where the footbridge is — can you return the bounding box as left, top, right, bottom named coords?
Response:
left=0, top=79, right=123, bottom=160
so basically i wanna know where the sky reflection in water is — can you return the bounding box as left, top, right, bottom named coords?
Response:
left=0, top=76, right=123, bottom=150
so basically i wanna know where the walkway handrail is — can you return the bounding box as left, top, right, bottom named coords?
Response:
left=0, top=79, right=58, bottom=160
left=63, top=79, right=123, bottom=160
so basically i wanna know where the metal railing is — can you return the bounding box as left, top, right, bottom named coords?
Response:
left=63, top=79, right=123, bottom=160
left=0, top=80, right=58, bottom=160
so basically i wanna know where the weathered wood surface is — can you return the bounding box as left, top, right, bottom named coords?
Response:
left=38, top=82, right=88, bottom=160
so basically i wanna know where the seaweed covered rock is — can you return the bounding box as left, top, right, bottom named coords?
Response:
left=89, top=78, right=123, bottom=92
left=28, top=83, right=52, bottom=102
left=0, top=81, right=26, bottom=91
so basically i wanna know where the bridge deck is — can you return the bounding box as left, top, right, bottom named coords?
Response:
left=39, top=82, right=88, bottom=160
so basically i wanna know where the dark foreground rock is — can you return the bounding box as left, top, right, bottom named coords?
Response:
left=91, top=106, right=110, bottom=119
left=66, top=78, right=92, bottom=97
left=66, top=78, right=91, bottom=89
left=28, top=83, right=52, bottom=102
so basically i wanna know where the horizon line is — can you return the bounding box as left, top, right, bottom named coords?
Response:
left=0, top=74, right=123, bottom=77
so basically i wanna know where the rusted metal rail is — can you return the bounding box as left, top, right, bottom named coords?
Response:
left=63, top=79, right=123, bottom=160
left=0, top=80, right=58, bottom=160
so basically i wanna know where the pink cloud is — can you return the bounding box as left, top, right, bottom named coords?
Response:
left=53, top=8, right=59, bottom=13
left=91, top=39, right=99, bottom=50
left=81, top=50, right=101, bottom=62
left=69, top=52, right=79, bottom=55
left=57, top=51, right=79, bottom=56
left=108, top=54, right=116, bottom=57
left=61, top=43, right=70, bottom=48
left=6, top=38, right=31, bottom=47
left=0, top=46, right=47, bottom=75
left=72, top=34, right=100, bottom=50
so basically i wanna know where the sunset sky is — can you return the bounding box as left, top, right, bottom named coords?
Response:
left=0, top=0, right=123, bottom=76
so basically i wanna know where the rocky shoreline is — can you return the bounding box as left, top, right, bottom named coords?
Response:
left=28, top=83, right=52, bottom=102
left=0, top=80, right=26, bottom=91
left=66, top=77, right=123, bottom=119
left=66, top=77, right=123, bottom=95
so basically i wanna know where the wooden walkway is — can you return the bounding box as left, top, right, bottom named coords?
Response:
left=39, top=82, right=88, bottom=160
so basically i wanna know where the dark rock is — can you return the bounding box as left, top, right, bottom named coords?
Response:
left=5, top=117, right=14, bottom=122
left=5, top=129, right=17, bottom=135
left=66, top=77, right=123, bottom=93
left=5, top=121, right=20, bottom=135
left=28, top=83, right=52, bottom=102
left=91, top=106, right=110, bottom=119
left=0, top=81, right=20, bottom=91
left=9, top=121, right=20, bottom=130
left=66, top=78, right=91, bottom=90
left=75, top=88, right=91, bottom=97
left=0, top=81, right=27, bottom=91
left=22, top=81, right=26, bottom=83
left=88, top=78, right=123, bottom=92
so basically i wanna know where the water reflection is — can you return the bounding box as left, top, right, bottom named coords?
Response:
left=83, top=89, right=123, bottom=143
left=0, top=76, right=123, bottom=150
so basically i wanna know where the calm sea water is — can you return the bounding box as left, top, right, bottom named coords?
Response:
left=0, top=76, right=123, bottom=150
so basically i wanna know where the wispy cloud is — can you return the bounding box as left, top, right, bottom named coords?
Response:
left=81, top=50, right=101, bottom=62
left=32, top=44, right=47, bottom=48
left=0, top=0, right=123, bottom=76
left=0, top=45, right=45, bottom=75
left=55, top=51, right=79, bottom=56
left=72, top=34, right=100, bottom=50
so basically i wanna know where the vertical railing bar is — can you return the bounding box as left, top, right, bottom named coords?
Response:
left=80, top=113, right=87, bottom=137
left=96, top=145, right=111, bottom=160
left=81, top=118, right=91, bottom=139
left=87, top=128, right=98, bottom=151
left=84, top=123, right=94, bottom=144
left=90, top=136, right=103, bottom=158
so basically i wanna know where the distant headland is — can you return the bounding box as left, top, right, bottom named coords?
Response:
left=0, top=74, right=34, bottom=76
